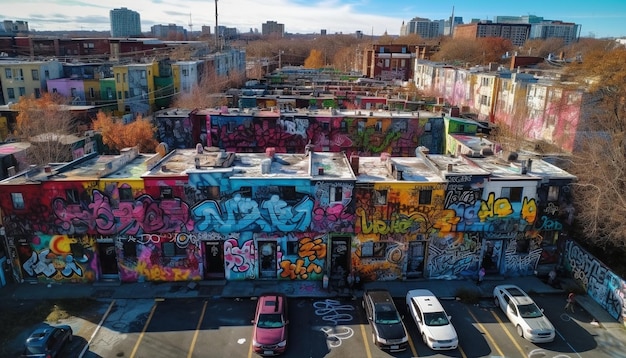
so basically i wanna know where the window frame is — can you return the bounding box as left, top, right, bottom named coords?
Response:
left=11, top=192, right=25, bottom=209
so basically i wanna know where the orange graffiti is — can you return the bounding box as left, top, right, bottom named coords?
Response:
left=521, top=197, right=537, bottom=224
left=279, top=258, right=322, bottom=279
left=299, top=237, right=326, bottom=259
left=433, top=209, right=460, bottom=232
left=50, top=235, right=73, bottom=254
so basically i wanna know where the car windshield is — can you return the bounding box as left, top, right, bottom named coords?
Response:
left=24, top=346, right=45, bottom=354
left=424, top=311, right=450, bottom=326
left=375, top=310, right=401, bottom=324
left=257, top=313, right=284, bottom=328
left=518, top=303, right=544, bottom=318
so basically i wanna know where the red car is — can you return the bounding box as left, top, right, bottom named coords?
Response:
left=251, top=293, right=289, bottom=356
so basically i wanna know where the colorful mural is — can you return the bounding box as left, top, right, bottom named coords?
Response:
left=117, top=233, right=202, bottom=282
left=311, top=181, right=354, bottom=233
left=18, top=234, right=97, bottom=283
left=205, top=113, right=430, bottom=157
left=353, top=183, right=445, bottom=281
left=564, top=240, right=626, bottom=323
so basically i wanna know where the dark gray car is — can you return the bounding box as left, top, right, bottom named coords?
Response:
left=21, top=324, right=73, bottom=358
left=362, top=289, right=409, bottom=352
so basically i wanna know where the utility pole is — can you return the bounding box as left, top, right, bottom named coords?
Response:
left=214, top=0, right=219, bottom=51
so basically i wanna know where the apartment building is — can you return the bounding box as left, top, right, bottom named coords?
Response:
left=454, top=21, right=531, bottom=46
left=0, top=60, right=63, bottom=105
left=110, top=7, right=142, bottom=37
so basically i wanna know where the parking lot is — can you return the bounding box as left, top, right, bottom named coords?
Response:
left=77, top=292, right=623, bottom=358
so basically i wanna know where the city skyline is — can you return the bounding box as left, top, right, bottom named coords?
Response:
left=2, top=0, right=626, bottom=38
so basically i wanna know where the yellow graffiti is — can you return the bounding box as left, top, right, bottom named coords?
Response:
left=356, top=207, right=423, bottom=235
left=521, top=197, right=537, bottom=224
left=478, top=193, right=513, bottom=221
left=433, top=209, right=461, bottom=232
left=135, top=260, right=193, bottom=281
left=173, top=268, right=191, bottom=281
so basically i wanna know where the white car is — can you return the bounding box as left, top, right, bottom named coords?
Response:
left=493, top=285, right=555, bottom=343
left=405, top=289, right=458, bottom=350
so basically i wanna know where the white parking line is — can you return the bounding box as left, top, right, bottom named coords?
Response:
left=555, top=329, right=582, bottom=358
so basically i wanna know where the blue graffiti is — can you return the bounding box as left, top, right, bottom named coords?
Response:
left=193, top=194, right=313, bottom=233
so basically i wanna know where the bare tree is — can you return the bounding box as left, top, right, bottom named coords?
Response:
left=13, top=93, right=76, bottom=165
left=564, top=44, right=626, bottom=248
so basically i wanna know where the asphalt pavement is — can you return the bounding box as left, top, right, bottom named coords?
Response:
left=2, top=274, right=625, bottom=345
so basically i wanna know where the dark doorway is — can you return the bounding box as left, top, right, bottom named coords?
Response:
left=481, top=239, right=503, bottom=274
left=258, top=241, right=277, bottom=279
left=98, top=242, right=119, bottom=280
left=406, top=241, right=425, bottom=278
left=204, top=241, right=225, bottom=279
left=330, top=237, right=350, bottom=287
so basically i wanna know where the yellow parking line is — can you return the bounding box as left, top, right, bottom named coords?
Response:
left=407, top=331, right=418, bottom=357
left=187, top=300, right=208, bottom=358
left=130, top=300, right=159, bottom=358
left=459, top=343, right=468, bottom=358
left=359, top=323, right=373, bottom=358
left=490, top=311, right=526, bottom=356
left=466, top=308, right=504, bottom=357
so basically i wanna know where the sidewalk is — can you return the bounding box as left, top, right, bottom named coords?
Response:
left=2, top=275, right=625, bottom=339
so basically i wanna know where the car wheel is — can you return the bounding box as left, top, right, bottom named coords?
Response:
left=422, top=333, right=427, bottom=344
left=494, top=297, right=499, bottom=307
left=68, top=333, right=73, bottom=342
left=516, top=325, right=524, bottom=338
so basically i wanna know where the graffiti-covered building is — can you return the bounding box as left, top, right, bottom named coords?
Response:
left=0, top=138, right=576, bottom=285
left=0, top=145, right=358, bottom=284
left=350, top=151, right=447, bottom=281
left=156, top=108, right=446, bottom=158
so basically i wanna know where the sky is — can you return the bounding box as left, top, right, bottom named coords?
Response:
left=2, top=0, right=626, bottom=38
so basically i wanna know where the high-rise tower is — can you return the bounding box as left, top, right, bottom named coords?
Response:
left=110, top=7, right=141, bottom=37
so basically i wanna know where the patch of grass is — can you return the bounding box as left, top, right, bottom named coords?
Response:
left=0, top=298, right=98, bottom=357
left=455, top=287, right=481, bottom=304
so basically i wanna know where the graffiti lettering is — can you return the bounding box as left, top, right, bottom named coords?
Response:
left=356, top=208, right=423, bottom=235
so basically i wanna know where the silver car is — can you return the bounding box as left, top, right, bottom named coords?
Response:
left=493, top=285, right=555, bottom=343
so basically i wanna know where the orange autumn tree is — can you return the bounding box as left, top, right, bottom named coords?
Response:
left=304, top=49, right=325, bottom=68
left=92, top=112, right=158, bottom=153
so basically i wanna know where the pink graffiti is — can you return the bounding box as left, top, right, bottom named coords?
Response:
left=224, top=238, right=256, bottom=273
left=312, top=202, right=354, bottom=232
left=52, top=198, right=92, bottom=235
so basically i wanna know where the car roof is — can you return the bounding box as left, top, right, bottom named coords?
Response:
left=497, top=285, right=535, bottom=305
left=257, top=293, right=286, bottom=314
left=365, top=289, right=394, bottom=303
left=407, top=289, right=445, bottom=313
left=25, top=326, right=60, bottom=346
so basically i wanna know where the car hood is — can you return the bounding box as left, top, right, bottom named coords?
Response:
left=424, top=324, right=458, bottom=341
left=375, top=323, right=406, bottom=340
left=254, top=327, right=286, bottom=344
left=525, top=316, right=554, bottom=331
